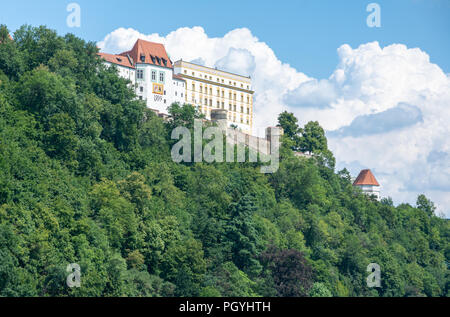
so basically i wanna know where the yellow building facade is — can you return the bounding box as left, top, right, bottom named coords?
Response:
left=173, top=60, right=254, bottom=134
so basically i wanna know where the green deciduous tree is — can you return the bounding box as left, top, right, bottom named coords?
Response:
left=259, top=247, right=314, bottom=297
left=0, top=24, right=448, bottom=298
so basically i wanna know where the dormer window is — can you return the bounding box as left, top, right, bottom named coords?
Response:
left=150, top=55, right=156, bottom=64
left=140, top=54, right=145, bottom=62
left=156, top=57, right=161, bottom=65
left=162, top=58, right=167, bottom=67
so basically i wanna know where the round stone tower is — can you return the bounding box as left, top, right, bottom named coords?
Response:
left=211, top=109, right=228, bottom=131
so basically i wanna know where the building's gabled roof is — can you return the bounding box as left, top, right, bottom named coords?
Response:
left=97, top=52, right=135, bottom=69
left=120, top=39, right=172, bottom=69
left=353, top=169, right=380, bottom=186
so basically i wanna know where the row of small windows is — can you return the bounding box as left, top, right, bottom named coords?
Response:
left=191, top=85, right=251, bottom=103
left=198, top=98, right=250, bottom=114
left=140, top=54, right=168, bottom=67
left=199, top=107, right=250, bottom=125
left=137, top=69, right=165, bottom=83
left=184, top=70, right=250, bottom=89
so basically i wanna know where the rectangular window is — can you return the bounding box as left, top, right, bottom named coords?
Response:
left=151, top=70, right=156, bottom=82
left=159, top=72, right=165, bottom=83
left=137, top=69, right=144, bottom=80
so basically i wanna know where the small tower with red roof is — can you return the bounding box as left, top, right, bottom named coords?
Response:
left=353, top=169, right=381, bottom=200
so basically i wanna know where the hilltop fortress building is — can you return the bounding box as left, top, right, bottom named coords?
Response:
left=98, top=39, right=185, bottom=114
left=173, top=60, right=253, bottom=134
left=98, top=39, right=253, bottom=134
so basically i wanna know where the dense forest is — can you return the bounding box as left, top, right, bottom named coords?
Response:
left=0, top=25, right=448, bottom=297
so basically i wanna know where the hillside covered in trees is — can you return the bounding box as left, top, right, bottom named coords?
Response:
left=0, top=25, right=448, bottom=297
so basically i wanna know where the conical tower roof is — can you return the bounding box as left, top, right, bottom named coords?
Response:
left=353, top=169, right=380, bottom=186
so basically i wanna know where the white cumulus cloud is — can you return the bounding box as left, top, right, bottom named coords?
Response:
left=98, top=27, right=450, bottom=217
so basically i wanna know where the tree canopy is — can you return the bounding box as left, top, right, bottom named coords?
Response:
left=0, top=24, right=448, bottom=297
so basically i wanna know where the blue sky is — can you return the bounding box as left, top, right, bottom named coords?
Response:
left=1, top=0, right=449, bottom=79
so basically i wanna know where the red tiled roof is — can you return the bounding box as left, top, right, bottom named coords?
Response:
left=0, top=34, right=13, bottom=44
left=173, top=74, right=185, bottom=81
left=97, top=52, right=135, bottom=69
left=353, top=169, right=380, bottom=186
left=120, top=39, right=172, bottom=69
